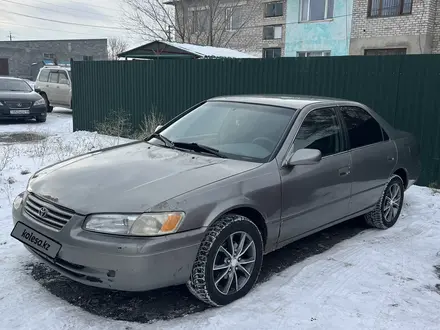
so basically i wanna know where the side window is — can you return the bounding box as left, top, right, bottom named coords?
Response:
left=38, top=69, right=50, bottom=82
left=340, top=106, right=384, bottom=149
left=48, top=72, right=59, bottom=83
left=382, top=128, right=389, bottom=141
left=59, top=72, right=69, bottom=85
left=294, top=108, right=342, bottom=157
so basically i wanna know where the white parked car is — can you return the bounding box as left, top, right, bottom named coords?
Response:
left=34, top=66, right=72, bottom=112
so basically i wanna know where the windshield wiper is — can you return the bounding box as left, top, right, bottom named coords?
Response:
left=146, top=133, right=174, bottom=148
left=173, top=142, right=226, bottom=158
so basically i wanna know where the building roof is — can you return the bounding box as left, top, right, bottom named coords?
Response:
left=117, top=40, right=256, bottom=59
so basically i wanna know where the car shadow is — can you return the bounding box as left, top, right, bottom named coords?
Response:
left=27, top=217, right=368, bottom=324
left=0, top=118, right=36, bottom=125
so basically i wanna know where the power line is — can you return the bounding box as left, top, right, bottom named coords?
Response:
left=0, top=0, right=117, bottom=20
left=2, top=21, right=112, bottom=37
left=62, top=0, right=121, bottom=13
left=3, top=9, right=126, bottom=30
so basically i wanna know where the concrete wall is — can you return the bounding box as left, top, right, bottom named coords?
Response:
left=174, top=0, right=287, bottom=57
left=285, top=0, right=353, bottom=56
left=0, top=39, right=108, bottom=79
left=350, top=0, right=437, bottom=55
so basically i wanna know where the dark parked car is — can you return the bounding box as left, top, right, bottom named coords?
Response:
left=11, top=95, right=421, bottom=306
left=0, top=76, right=47, bottom=122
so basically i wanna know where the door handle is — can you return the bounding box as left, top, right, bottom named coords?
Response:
left=387, top=156, right=395, bottom=162
left=339, top=167, right=351, bottom=176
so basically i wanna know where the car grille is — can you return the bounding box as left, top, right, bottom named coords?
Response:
left=4, top=101, right=32, bottom=109
left=24, top=193, right=75, bottom=230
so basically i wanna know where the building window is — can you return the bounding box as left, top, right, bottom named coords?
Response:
left=226, top=7, right=244, bottom=31
left=43, top=53, right=55, bottom=59
left=368, top=0, right=412, bottom=18
left=263, top=25, right=283, bottom=40
left=263, top=48, right=282, bottom=58
left=297, top=50, right=331, bottom=57
left=300, top=0, right=334, bottom=22
left=192, top=9, right=209, bottom=33
left=264, top=2, right=283, bottom=17
left=364, top=48, right=407, bottom=55
left=83, top=55, right=93, bottom=61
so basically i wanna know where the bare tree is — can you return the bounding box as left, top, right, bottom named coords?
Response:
left=108, top=37, right=129, bottom=60
left=121, top=0, right=261, bottom=48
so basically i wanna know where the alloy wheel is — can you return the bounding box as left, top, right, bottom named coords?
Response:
left=212, top=231, right=256, bottom=295
left=383, top=183, right=402, bottom=222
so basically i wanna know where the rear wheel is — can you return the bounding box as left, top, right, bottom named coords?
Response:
left=365, top=175, right=404, bottom=229
left=41, top=94, right=53, bottom=113
left=187, top=214, right=263, bottom=306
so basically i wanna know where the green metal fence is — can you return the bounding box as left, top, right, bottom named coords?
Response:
left=71, top=55, right=440, bottom=186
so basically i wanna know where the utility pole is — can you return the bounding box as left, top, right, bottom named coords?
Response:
left=8, top=31, right=12, bottom=41
left=166, top=25, right=172, bottom=41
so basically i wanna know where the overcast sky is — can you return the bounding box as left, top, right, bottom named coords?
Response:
left=0, top=0, right=141, bottom=47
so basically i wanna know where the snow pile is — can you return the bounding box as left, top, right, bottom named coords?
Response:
left=1, top=113, right=440, bottom=330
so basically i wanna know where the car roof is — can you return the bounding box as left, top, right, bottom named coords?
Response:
left=208, top=94, right=349, bottom=110
left=41, top=66, right=71, bottom=71
left=0, top=76, right=25, bottom=81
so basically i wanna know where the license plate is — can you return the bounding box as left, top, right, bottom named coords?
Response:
left=11, top=222, right=61, bottom=259
left=10, top=110, right=30, bottom=115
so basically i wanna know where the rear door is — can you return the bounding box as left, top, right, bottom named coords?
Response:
left=339, top=106, right=397, bottom=214
left=278, top=107, right=352, bottom=243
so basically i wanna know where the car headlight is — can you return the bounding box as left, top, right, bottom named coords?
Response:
left=33, top=98, right=45, bottom=106
left=0, top=101, right=3, bottom=106
left=83, top=212, right=185, bottom=236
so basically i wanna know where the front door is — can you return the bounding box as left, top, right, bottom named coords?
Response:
left=47, top=70, right=60, bottom=104
left=278, top=107, right=352, bottom=243
left=57, top=71, right=71, bottom=106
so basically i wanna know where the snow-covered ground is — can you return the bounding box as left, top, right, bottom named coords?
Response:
left=1, top=112, right=440, bottom=330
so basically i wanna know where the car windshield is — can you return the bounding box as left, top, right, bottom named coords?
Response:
left=151, top=101, right=295, bottom=162
left=0, top=78, right=32, bottom=92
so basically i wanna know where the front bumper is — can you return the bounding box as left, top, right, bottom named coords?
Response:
left=0, top=105, right=46, bottom=119
left=12, top=195, right=204, bottom=291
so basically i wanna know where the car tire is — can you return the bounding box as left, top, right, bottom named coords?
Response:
left=41, top=94, right=53, bottom=113
left=36, top=114, right=47, bottom=123
left=187, top=214, right=263, bottom=306
left=364, top=175, right=404, bottom=229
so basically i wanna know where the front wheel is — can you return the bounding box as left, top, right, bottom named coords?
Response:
left=187, top=214, right=263, bottom=306
left=41, top=94, right=53, bottom=113
left=365, top=175, right=404, bottom=229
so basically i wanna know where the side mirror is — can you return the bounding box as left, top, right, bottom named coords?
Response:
left=34, top=88, right=41, bottom=93
left=286, top=148, right=322, bottom=166
left=155, top=125, right=163, bottom=132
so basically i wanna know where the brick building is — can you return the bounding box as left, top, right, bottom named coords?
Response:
left=0, top=39, right=108, bottom=79
left=350, top=0, right=440, bottom=55
left=167, top=0, right=286, bottom=58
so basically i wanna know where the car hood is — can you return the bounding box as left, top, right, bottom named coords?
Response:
left=0, top=91, right=41, bottom=101
left=28, top=142, right=261, bottom=214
